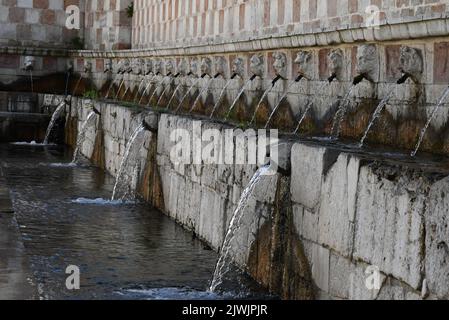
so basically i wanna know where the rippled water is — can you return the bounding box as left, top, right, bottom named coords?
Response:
left=0, top=144, right=268, bottom=300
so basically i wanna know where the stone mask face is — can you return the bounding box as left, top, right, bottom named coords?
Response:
left=84, top=60, right=92, bottom=73
left=153, top=60, right=162, bottom=74
left=178, top=59, right=188, bottom=75
left=232, top=57, right=244, bottom=77
left=249, top=54, right=264, bottom=77
left=214, top=56, right=226, bottom=76
left=23, top=56, right=36, bottom=71
left=399, top=46, right=423, bottom=80
left=294, top=50, right=312, bottom=77
left=131, top=59, right=143, bottom=75
left=165, top=60, right=175, bottom=75
left=200, top=58, right=212, bottom=76
left=356, top=44, right=379, bottom=81
left=120, top=59, right=131, bottom=74
left=190, top=59, right=199, bottom=75
left=143, top=59, right=153, bottom=75
left=103, top=59, right=112, bottom=73
left=328, top=49, right=343, bottom=77
left=273, top=52, right=287, bottom=78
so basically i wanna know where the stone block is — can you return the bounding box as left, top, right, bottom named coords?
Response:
left=425, top=176, right=449, bottom=299
left=290, top=143, right=326, bottom=210
left=353, top=165, right=425, bottom=290
left=318, top=153, right=359, bottom=257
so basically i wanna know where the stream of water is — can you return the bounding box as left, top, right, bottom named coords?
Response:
left=43, top=102, right=66, bottom=145
left=71, top=111, right=97, bottom=163
left=359, top=88, right=395, bottom=148
left=111, top=124, right=146, bottom=201
left=411, top=86, right=449, bottom=157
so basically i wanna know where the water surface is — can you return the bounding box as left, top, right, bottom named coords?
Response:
left=0, top=144, right=266, bottom=300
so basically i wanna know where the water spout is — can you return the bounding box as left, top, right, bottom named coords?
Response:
left=111, top=124, right=146, bottom=201
left=92, top=107, right=101, bottom=116
left=293, top=101, right=313, bottom=135
left=210, top=165, right=271, bottom=292
left=147, top=77, right=164, bottom=107
left=115, top=76, right=126, bottom=100
left=330, top=85, right=356, bottom=139
left=396, top=72, right=410, bottom=84
left=72, top=111, right=98, bottom=163
left=264, top=78, right=303, bottom=129
left=353, top=74, right=366, bottom=86
left=358, top=88, right=395, bottom=148
left=175, top=77, right=202, bottom=114
left=294, top=81, right=329, bottom=134
left=166, top=81, right=184, bottom=110
left=411, top=86, right=449, bottom=157
left=224, top=78, right=253, bottom=121
left=155, top=75, right=174, bottom=107
left=209, top=79, right=233, bottom=118
left=29, top=70, right=34, bottom=94
left=328, top=73, right=337, bottom=83
left=141, top=119, right=155, bottom=133
left=271, top=74, right=283, bottom=86
left=132, top=78, right=146, bottom=102
left=249, top=83, right=275, bottom=126
left=64, top=71, right=71, bottom=96
left=189, top=77, right=212, bottom=114
left=137, top=74, right=156, bottom=104
left=43, top=101, right=66, bottom=144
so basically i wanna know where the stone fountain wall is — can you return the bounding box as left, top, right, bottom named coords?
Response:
left=2, top=1, right=449, bottom=156
left=67, top=98, right=449, bottom=300
left=71, top=33, right=449, bottom=155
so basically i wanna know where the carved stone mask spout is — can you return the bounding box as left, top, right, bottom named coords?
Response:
left=356, top=44, right=379, bottom=83
left=132, top=59, right=143, bottom=75
left=23, top=56, right=36, bottom=71
left=249, top=54, right=264, bottom=77
left=294, top=50, right=312, bottom=79
left=143, top=59, right=153, bottom=75
left=328, top=49, right=343, bottom=80
left=399, top=46, right=423, bottom=83
left=273, top=52, right=287, bottom=79
left=200, top=57, right=212, bottom=76
left=153, top=60, right=162, bottom=75
left=214, top=57, right=226, bottom=77
left=178, top=59, right=188, bottom=76
left=123, top=59, right=132, bottom=74
left=190, top=59, right=199, bottom=76
left=165, top=60, right=175, bottom=76
left=83, top=60, right=92, bottom=73
left=232, top=57, right=244, bottom=78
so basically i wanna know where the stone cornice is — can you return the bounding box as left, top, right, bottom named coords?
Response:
left=70, top=18, right=449, bottom=59
left=0, top=46, right=69, bottom=57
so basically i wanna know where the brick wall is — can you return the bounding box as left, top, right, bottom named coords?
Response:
left=83, top=0, right=132, bottom=50
left=0, top=0, right=84, bottom=48
left=131, top=0, right=449, bottom=49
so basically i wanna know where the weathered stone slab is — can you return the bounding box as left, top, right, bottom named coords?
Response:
left=353, top=165, right=426, bottom=290
left=290, top=143, right=326, bottom=210
left=425, top=176, right=449, bottom=299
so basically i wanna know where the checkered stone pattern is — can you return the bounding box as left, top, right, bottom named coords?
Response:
left=131, top=0, right=449, bottom=49
left=0, top=0, right=83, bottom=48
left=84, top=0, right=133, bottom=50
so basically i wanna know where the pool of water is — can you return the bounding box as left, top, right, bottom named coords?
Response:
left=0, top=144, right=269, bottom=300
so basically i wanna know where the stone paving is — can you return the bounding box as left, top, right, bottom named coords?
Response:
left=0, top=168, right=35, bottom=300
